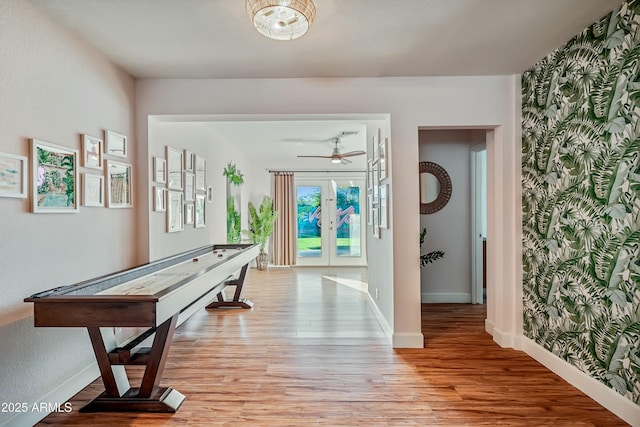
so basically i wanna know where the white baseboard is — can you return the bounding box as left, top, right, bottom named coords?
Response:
left=1, top=362, right=99, bottom=427
left=392, top=332, right=424, bottom=348
left=367, top=293, right=392, bottom=346
left=421, top=292, right=471, bottom=303
left=489, top=325, right=522, bottom=350
left=523, top=337, right=640, bottom=427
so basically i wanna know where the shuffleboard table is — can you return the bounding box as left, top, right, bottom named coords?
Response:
left=24, top=243, right=260, bottom=413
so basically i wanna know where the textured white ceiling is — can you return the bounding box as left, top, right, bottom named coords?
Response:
left=28, top=0, right=622, bottom=79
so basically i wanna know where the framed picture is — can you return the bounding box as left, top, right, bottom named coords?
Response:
left=166, top=146, right=183, bottom=190
left=367, top=193, right=374, bottom=226
left=185, top=203, right=194, bottom=225
left=379, top=183, right=389, bottom=229
left=194, top=155, right=206, bottom=192
left=83, top=173, right=104, bottom=207
left=0, top=152, right=27, bottom=198
left=372, top=205, right=380, bottom=238
left=31, top=139, right=79, bottom=213
left=153, top=157, right=166, bottom=183
left=105, top=130, right=127, bottom=158
left=184, top=150, right=194, bottom=172
left=367, top=159, right=374, bottom=192
left=154, top=187, right=166, bottom=212
left=372, top=128, right=380, bottom=163
left=379, top=137, right=388, bottom=180
left=82, top=134, right=103, bottom=170
left=207, top=186, right=213, bottom=203
left=373, top=162, right=379, bottom=204
left=195, top=193, right=206, bottom=228
left=184, top=171, right=195, bottom=202
left=105, top=160, right=132, bottom=208
left=167, top=191, right=184, bottom=233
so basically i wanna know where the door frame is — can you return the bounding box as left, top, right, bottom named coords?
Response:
left=470, top=142, right=486, bottom=304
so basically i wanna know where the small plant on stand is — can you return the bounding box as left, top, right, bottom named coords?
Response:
left=242, top=195, right=279, bottom=270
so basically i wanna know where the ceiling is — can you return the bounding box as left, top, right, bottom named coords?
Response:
left=28, top=0, right=622, bottom=79
left=27, top=0, right=623, bottom=170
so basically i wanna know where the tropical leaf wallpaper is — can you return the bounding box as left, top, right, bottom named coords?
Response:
left=522, top=1, right=640, bottom=405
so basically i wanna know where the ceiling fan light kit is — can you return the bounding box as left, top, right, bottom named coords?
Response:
left=296, top=132, right=366, bottom=165
left=246, top=0, right=316, bottom=41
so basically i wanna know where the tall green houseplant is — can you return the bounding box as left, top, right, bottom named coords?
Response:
left=223, top=162, right=244, bottom=243
left=242, top=195, right=279, bottom=270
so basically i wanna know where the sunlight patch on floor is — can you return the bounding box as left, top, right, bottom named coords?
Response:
left=322, top=275, right=368, bottom=292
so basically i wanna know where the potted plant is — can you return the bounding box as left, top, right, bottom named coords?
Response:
left=420, top=227, right=444, bottom=268
left=223, top=162, right=244, bottom=243
left=242, top=195, right=279, bottom=270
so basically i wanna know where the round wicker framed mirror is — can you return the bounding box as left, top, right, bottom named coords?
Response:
left=419, top=161, right=452, bottom=214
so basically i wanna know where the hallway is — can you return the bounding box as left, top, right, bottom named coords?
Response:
left=39, top=267, right=624, bottom=426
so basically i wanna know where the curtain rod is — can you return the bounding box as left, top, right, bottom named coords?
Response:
left=268, top=169, right=366, bottom=173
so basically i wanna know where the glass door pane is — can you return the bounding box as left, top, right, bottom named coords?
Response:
left=297, top=185, right=322, bottom=258
left=335, top=185, right=361, bottom=257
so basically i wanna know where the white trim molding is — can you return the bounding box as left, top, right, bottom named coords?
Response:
left=523, top=336, right=640, bottom=427
left=367, top=293, right=393, bottom=346
left=392, top=332, right=424, bottom=349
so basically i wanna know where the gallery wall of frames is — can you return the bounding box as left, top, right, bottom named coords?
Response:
left=0, top=130, right=131, bottom=212
left=367, top=128, right=390, bottom=238
left=151, top=146, right=212, bottom=233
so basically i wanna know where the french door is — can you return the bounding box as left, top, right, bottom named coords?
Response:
left=295, top=178, right=367, bottom=266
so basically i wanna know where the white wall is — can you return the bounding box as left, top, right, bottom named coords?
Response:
left=147, top=121, right=251, bottom=260
left=419, top=129, right=486, bottom=303
left=0, top=1, right=136, bottom=425
left=135, top=76, right=520, bottom=348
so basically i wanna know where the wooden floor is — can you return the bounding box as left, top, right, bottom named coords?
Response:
left=39, top=267, right=626, bottom=426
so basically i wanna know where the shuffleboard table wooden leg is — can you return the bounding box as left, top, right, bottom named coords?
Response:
left=81, top=315, right=185, bottom=412
left=207, top=263, right=254, bottom=309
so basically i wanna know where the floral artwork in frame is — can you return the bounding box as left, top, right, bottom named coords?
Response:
left=82, top=134, right=103, bottom=170
left=105, top=130, right=127, bottom=158
left=106, top=160, right=132, bottom=208
left=167, top=191, right=184, bottom=233
left=194, top=155, right=206, bottom=192
left=154, top=157, right=166, bottom=184
left=83, top=173, right=104, bottom=207
left=154, top=187, right=166, bottom=212
left=166, top=146, right=183, bottom=190
left=0, top=152, right=28, bottom=199
left=195, top=193, right=206, bottom=228
left=185, top=203, right=194, bottom=225
left=31, top=139, right=79, bottom=213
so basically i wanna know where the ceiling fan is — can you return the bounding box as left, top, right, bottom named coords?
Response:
left=296, top=131, right=366, bottom=164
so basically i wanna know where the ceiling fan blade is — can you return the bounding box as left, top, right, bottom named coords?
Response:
left=340, top=158, right=352, bottom=165
left=297, top=155, right=333, bottom=159
left=339, top=150, right=366, bottom=157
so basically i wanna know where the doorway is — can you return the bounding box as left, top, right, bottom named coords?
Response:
left=295, top=177, right=367, bottom=266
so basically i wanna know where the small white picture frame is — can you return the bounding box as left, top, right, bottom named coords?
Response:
left=167, top=191, right=184, bottom=233
left=82, top=134, right=104, bottom=170
left=105, top=130, right=127, bottom=158
left=0, top=152, right=28, bottom=199
left=166, top=146, right=183, bottom=190
left=185, top=203, right=194, bottom=225
left=207, top=186, right=213, bottom=203
left=153, top=157, right=166, bottom=184
left=184, top=171, right=195, bottom=202
left=105, top=160, right=132, bottom=208
left=83, top=173, right=104, bottom=207
left=154, top=187, right=166, bottom=212
left=194, top=155, right=206, bottom=192
left=184, top=150, right=194, bottom=172
left=195, top=193, right=206, bottom=228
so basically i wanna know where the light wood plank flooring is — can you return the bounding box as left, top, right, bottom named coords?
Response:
left=39, top=267, right=626, bottom=426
